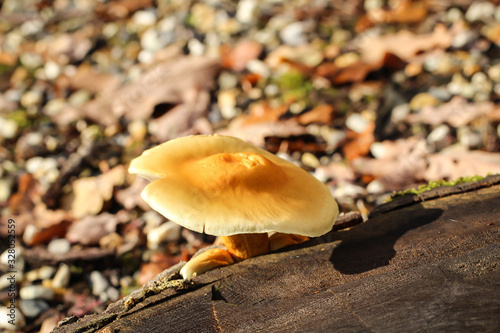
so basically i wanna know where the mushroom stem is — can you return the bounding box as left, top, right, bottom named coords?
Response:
left=220, top=233, right=269, bottom=262
left=268, top=233, right=310, bottom=252
left=180, top=248, right=234, bottom=280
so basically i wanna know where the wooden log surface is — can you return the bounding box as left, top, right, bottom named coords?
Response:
left=54, top=176, right=500, bottom=333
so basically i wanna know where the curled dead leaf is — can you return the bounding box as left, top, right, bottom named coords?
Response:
left=70, top=166, right=126, bottom=218
left=66, top=213, right=119, bottom=245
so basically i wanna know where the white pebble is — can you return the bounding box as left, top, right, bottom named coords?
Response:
left=20, top=90, right=43, bottom=107
left=367, top=179, right=385, bottom=194
left=280, top=22, right=308, bottom=46
left=0, top=306, right=25, bottom=329
left=370, top=142, right=387, bottom=159
left=346, top=113, right=369, bottom=133
left=52, top=264, right=71, bottom=289
left=465, top=1, right=495, bottom=22
left=19, top=299, right=49, bottom=318
left=90, top=271, right=109, bottom=296
left=47, top=238, right=71, bottom=255
left=20, top=285, right=54, bottom=301
left=44, top=61, right=61, bottom=80
left=1, top=247, right=23, bottom=265
left=236, top=0, right=257, bottom=24
left=0, top=117, right=18, bottom=139
left=132, top=10, right=157, bottom=27
left=427, top=124, right=450, bottom=144
left=26, top=266, right=56, bottom=282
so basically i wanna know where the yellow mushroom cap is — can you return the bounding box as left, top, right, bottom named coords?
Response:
left=129, top=135, right=338, bottom=237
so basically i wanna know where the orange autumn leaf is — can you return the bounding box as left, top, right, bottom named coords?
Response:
left=296, top=105, right=334, bottom=125
left=356, top=0, right=428, bottom=32
left=343, top=122, right=375, bottom=161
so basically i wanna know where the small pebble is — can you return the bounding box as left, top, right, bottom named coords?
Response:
left=20, top=90, right=43, bottom=108
left=428, top=86, right=451, bottom=101
left=465, top=1, right=495, bottom=22
left=19, top=299, right=49, bottom=318
left=0, top=178, right=13, bottom=202
left=0, top=306, right=25, bottom=329
left=447, top=7, right=463, bottom=22
left=140, top=28, right=162, bottom=52
left=47, top=238, right=71, bottom=255
left=332, top=183, right=366, bottom=199
left=301, top=152, right=320, bottom=168
left=52, top=264, right=71, bottom=289
left=410, top=92, right=439, bottom=110
left=128, top=119, right=147, bottom=141
left=218, top=72, right=239, bottom=90
left=0, top=117, right=18, bottom=139
left=43, top=98, right=66, bottom=116
left=90, top=271, right=109, bottom=296
left=20, top=52, right=43, bottom=69
left=1, top=247, right=23, bottom=265
left=132, top=10, right=157, bottom=28
left=280, top=22, right=308, bottom=46
left=68, top=90, right=92, bottom=107
left=246, top=59, right=270, bottom=78
left=20, top=285, right=55, bottom=301
left=369, top=142, right=387, bottom=159
left=44, top=61, right=61, bottom=80
left=236, top=0, right=257, bottom=24
left=405, top=62, right=422, bottom=77
left=26, top=266, right=56, bottom=282
left=218, top=90, right=238, bottom=120
left=366, top=179, right=385, bottom=194
left=0, top=272, right=17, bottom=290
left=488, top=63, right=500, bottom=82
left=458, top=127, right=481, bottom=148
left=345, top=113, right=369, bottom=133
left=427, top=125, right=450, bottom=145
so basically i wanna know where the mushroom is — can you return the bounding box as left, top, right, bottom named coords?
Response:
left=129, top=135, right=338, bottom=279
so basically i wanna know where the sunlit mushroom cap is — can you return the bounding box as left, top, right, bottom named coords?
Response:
left=129, top=135, right=338, bottom=237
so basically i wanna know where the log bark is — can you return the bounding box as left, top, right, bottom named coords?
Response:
left=54, top=175, right=500, bottom=333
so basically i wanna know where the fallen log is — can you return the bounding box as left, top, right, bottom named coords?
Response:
left=54, top=175, right=500, bottom=333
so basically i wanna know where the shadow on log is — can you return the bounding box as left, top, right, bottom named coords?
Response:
left=54, top=176, right=500, bottom=333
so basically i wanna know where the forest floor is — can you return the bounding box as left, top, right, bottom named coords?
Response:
left=1, top=0, right=500, bottom=332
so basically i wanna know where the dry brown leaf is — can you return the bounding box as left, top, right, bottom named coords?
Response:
left=316, top=61, right=378, bottom=85
left=315, top=162, right=356, bottom=182
left=115, top=176, right=150, bottom=211
left=356, top=0, right=428, bottom=32
left=241, top=102, right=289, bottom=125
left=343, top=122, right=376, bottom=161
left=221, top=40, right=263, bottom=71
left=359, top=24, right=454, bottom=65
left=0, top=52, right=17, bottom=66
left=352, top=138, right=429, bottom=190
left=295, top=105, right=334, bottom=125
left=96, top=0, right=153, bottom=19
left=406, top=96, right=500, bottom=127
left=69, top=64, right=121, bottom=94
left=79, top=56, right=220, bottom=125
left=9, top=173, right=38, bottom=215
left=424, top=150, right=500, bottom=181
left=149, top=88, right=211, bottom=142
left=137, top=252, right=180, bottom=285
left=66, top=213, right=119, bottom=245
left=218, top=119, right=307, bottom=147
left=316, top=52, right=404, bottom=84
left=70, top=165, right=126, bottom=218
